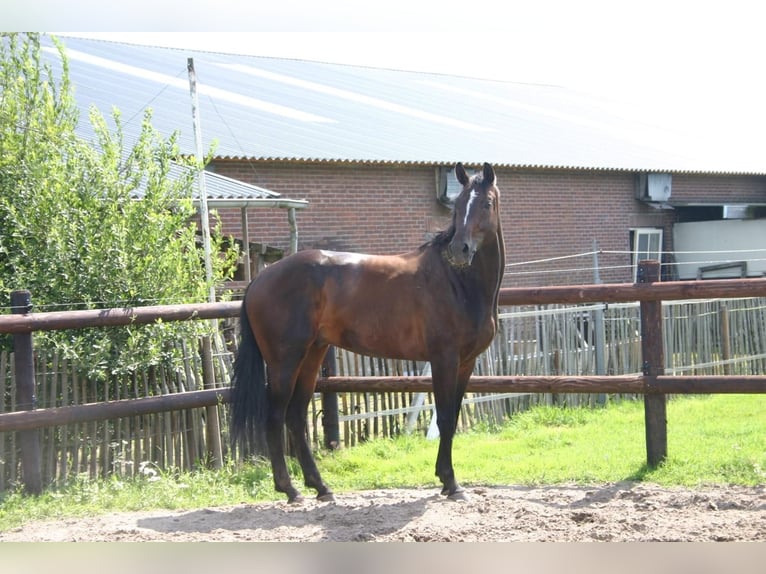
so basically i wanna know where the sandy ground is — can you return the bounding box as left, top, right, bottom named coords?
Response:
left=3, top=482, right=766, bottom=542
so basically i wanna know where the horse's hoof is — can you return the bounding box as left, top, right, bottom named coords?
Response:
left=447, top=489, right=469, bottom=502
left=317, top=492, right=336, bottom=503
left=287, top=494, right=305, bottom=505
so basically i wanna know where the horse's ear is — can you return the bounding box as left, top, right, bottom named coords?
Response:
left=483, top=162, right=496, bottom=186
left=455, top=163, right=470, bottom=186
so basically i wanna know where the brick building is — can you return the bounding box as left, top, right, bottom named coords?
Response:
left=46, top=35, right=766, bottom=288
left=209, top=161, right=766, bottom=287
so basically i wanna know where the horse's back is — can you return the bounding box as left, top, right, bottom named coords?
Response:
left=247, top=249, right=418, bottom=294
left=244, top=248, right=435, bottom=359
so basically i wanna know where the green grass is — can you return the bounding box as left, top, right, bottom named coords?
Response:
left=1, top=394, right=765, bottom=532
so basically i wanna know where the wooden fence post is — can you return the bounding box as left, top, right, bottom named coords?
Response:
left=11, top=290, right=42, bottom=495
left=719, top=305, right=731, bottom=375
left=637, top=260, right=668, bottom=467
left=321, top=347, right=340, bottom=449
left=201, top=335, right=222, bottom=468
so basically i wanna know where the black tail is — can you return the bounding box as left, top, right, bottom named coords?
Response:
left=229, top=301, right=269, bottom=456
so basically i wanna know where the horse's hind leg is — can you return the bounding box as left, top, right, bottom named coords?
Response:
left=285, top=344, right=335, bottom=502
left=265, top=356, right=305, bottom=503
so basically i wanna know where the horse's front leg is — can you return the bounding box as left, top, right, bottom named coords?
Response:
left=431, top=356, right=475, bottom=500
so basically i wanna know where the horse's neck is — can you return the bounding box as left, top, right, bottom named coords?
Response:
left=453, top=228, right=504, bottom=318
left=477, top=228, right=504, bottom=305
left=493, top=221, right=506, bottom=303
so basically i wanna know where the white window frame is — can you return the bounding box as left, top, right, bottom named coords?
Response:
left=631, top=228, right=663, bottom=282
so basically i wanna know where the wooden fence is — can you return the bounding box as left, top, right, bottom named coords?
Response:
left=0, top=335, right=236, bottom=492
left=2, top=260, right=766, bottom=494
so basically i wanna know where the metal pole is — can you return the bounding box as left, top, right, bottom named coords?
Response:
left=288, top=207, right=298, bottom=255
left=11, top=290, right=42, bottom=495
left=188, top=59, right=223, bottom=465
left=187, top=58, right=215, bottom=304
left=241, top=207, right=251, bottom=284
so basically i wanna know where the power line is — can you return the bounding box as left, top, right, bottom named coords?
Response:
left=122, top=66, right=188, bottom=127
left=506, top=263, right=634, bottom=277
left=504, top=248, right=766, bottom=278
left=600, top=248, right=766, bottom=256
left=505, top=251, right=597, bottom=268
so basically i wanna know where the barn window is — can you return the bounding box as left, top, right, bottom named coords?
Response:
left=630, top=228, right=663, bottom=282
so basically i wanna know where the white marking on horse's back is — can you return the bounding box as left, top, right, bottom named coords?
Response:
left=338, top=252, right=370, bottom=265
left=464, top=190, right=479, bottom=227
left=319, top=250, right=370, bottom=265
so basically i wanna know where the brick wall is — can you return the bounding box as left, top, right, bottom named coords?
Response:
left=502, top=169, right=676, bottom=286
left=672, top=174, right=766, bottom=204
left=210, top=160, right=765, bottom=288
left=213, top=161, right=450, bottom=255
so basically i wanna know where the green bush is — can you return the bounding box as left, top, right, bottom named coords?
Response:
left=0, top=33, right=237, bottom=379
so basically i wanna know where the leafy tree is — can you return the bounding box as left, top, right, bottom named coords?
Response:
left=0, top=33, right=238, bottom=380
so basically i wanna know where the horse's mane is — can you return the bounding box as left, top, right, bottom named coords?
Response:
left=420, top=217, right=456, bottom=252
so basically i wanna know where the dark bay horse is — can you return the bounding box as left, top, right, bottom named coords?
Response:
left=230, top=162, right=505, bottom=502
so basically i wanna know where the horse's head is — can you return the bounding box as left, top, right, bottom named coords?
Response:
left=447, top=162, right=500, bottom=268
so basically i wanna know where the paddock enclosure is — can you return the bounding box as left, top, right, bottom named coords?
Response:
left=2, top=261, right=766, bottom=494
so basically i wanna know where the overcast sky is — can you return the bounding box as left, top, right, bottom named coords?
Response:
left=8, top=0, right=766, bottom=156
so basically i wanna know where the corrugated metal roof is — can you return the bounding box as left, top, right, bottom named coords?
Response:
left=74, top=115, right=307, bottom=209
left=192, top=169, right=308, bottom=209
left=42, top=35, right=766, bottom=176
left=130, top=163, right=309, bottom=209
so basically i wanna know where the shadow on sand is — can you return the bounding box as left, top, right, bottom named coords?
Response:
left=137, top=490, right=437, bottom=541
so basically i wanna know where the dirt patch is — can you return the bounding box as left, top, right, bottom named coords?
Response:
left=3, top=482, right=766, bottom=542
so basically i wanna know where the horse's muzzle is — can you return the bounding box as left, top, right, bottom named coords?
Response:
left=447, top=239, right=477, bottom=267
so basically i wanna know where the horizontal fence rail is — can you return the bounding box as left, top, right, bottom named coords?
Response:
left=0, top=388, right=231, bottom=432
left=4, top=375, right=766, bottom=433
left=498, top=276, right=766, bottom=305
left=2, top=261, right=766, bottom=493
left=0, top=301, right=240, bottom=333
left=3, top=277, right=766, bottom=333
